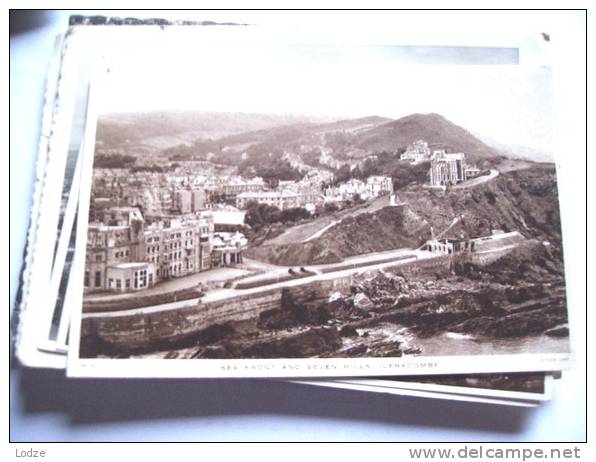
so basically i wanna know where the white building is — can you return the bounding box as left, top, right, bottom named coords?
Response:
left=338, top=178, right=368, bottom=198
left=366, top=176, right=393, bottom=197
left=211, top=204, right=246, bottom=226
left=105, top=262, right=156, bottom=292
left=429, top=150, right=466, bottom=187
left=465, top=165, right=482, bottom=180
left=211, top=231, right=248, bottom=266
left=401, top=139, right=431, bottom=163
left=235, top=190, right=303, bottom=210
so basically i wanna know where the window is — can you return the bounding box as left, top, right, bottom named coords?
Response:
left=108, top=278, right=114, bottom=288
left=94, top=271, right=101, bottom=287
left=95, top=254, right=102, bottom=262
left=84, top=271, right=89, bottom=287
left=116, top=280, right=122, bottom=289
left=125, top=279, right=130, bottom=289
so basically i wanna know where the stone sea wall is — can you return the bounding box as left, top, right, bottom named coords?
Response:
left=80, top=274, right=358, bottom=355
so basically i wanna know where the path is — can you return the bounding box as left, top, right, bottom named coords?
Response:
left=84, top=266, right=252, bottom=302
left=303, top=220, right=338, bottom=242
left=452, top=169, right=499, bottom=189
left=265, top=195, right=392, bottom=246
left=83, top=249, right=431, bottom=319
left=83, top=236, right=524, bottom=320
left=435, top=215, right=464, bottom=240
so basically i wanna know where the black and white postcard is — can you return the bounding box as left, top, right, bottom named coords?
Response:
left=57, top=25, right=570, bottom=378
left=9, top=22, right=566, bottom=379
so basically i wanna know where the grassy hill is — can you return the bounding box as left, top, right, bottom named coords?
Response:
left=247, top=165, right=563, bottom=266
left=95, top=111, right=323, bottom=150
left=355, top=113, right=504, bottom=167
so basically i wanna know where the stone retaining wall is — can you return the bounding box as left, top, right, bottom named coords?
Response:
left=81, top=274, right=356, bottom=355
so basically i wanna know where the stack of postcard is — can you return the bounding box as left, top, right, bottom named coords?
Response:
left=12, top=15, right=574, bottom=409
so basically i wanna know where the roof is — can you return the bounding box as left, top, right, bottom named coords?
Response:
left=88, top=224, right=130, bottom=232
left=108, top=262, right=149, bottom=270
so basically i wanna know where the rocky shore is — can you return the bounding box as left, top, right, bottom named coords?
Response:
left=143, top=241, right=568, bottom=360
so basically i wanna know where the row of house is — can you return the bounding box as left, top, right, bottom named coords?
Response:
left=235, top=175, right=394, bottom=211
left=324, top=175, right=394, bottom=202
left=84, top=207, right=247, bottom=293
left=236, top=189, right=305, bottom=211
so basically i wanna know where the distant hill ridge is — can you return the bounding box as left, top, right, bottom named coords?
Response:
left=96, top=111, right=505, bottom=166
left=355, top=113, right=503, bottom=164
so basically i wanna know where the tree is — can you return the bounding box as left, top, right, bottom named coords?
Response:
left=94, top=154, right=137, bottom=169
left=324, top=202, right=339, bottom=213
left=353, top=193, right=365, bottom=205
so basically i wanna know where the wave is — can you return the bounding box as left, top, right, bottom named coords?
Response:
left=444, top=332, right=476, bottom=340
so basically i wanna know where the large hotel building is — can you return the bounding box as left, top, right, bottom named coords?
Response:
left=84, top=207, right=246, bottom=293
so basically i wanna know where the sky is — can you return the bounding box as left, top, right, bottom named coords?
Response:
left=77, top=25, right=555, bottom=154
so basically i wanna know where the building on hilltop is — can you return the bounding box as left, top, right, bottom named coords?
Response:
left=325, top=175, right=393, bottom=202
left=429, top=150, right=466, bottom=187
left=401, top=139, right=431, bottom=163
left=366, top=175, right=394, bottom=196
left=464, top=165, right=482, bottom=180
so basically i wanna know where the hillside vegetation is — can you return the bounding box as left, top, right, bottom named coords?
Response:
left=247, top=165, right=563, bottom=266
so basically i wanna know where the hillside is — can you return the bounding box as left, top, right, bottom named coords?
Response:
left=247, top=165, right=563, bottom=266
left=95, top=111, right=512, bottom=173
left=355, top=113, right=504, bottom=166
left=310, top=115, right=392, bottom=133
left=95, top=111, right=323, bottom=150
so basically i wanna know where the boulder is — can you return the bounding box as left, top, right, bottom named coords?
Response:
left=344, top=344, right=368, bottom=356
left=339, top=325, right=359, bottom=337
left=354, top=293, right=374, bottom=309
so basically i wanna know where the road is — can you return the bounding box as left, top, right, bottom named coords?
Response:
left=452, top=169, right=499, bottom=189
left=83, top=237, right=525, bottom=320
left=83, top=249, right=432, bottom=319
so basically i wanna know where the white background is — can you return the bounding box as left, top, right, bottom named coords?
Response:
left=8, top=9, right=587, bottom=442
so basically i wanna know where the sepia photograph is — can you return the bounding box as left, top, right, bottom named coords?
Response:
left=65, top=30, right=571, bottom=377
left=9, top=9, right=586, bottom=446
